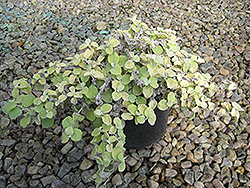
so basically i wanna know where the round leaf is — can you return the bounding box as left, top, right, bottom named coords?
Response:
left=112, top=147, right=122, bottom=159
left=62, top=132, right=69, bottom=143
left=102, top=114, right=112, bottom=125
left=149, top=77, right=159, bottom=88
left=121, top=113, right=133, bottom=120
left=110, top=65, right=122, bottom=76
left=112, top=91, right=122, bottom=101
left=158, top=99, right=168, bottom=111
left=168, top=92, right=176, bottom=103
left=152, top=45, right=163, bottom=54
left=22, top=94, right=36, bottom=108
left=108, top=52, right=119, bottom=64
left=93, top=71, right=104, bottom=79
left=118, top=162, right=126, bottom=172
left=2, top=101, right=17, bottom=114
left=9, top=107, right=22, bottom=120
left=121, top=74, right=131, bottom=85
left=109, top=136, right=117, bottom=143
left=42, top=118, right=54, bottom=128
left=127, top=104, right=138, bottom=115
left=62, top=116, right=74, bottom=128
left=12, top=88, right=19, bottom=98
left=101, top=104, right=112, bottom=114
left=65, top=126, right=74, bottom=136
left=142, top=86, right=154, bottom=98
left=59, top=95, right=67, bottom=103
left=124, top=60, right=135, bottom=69
left=20, top=116, right=31, bottom=128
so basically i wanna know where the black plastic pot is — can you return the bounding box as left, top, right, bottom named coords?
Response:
left=124, top=108, right=169, bottom=149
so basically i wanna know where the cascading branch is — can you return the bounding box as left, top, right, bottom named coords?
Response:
left=2, top=17, right=244, bottom=185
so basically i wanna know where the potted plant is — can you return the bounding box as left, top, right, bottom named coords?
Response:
left=2, top=17, right=244, bottom=185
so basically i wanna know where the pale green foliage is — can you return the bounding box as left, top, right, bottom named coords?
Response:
left=2, top=17, right=243, bottom=185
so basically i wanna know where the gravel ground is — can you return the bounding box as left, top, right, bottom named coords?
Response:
left=0, top=0, right=250, bottom=187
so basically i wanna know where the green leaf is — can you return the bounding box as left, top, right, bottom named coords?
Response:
left=166, top=78, right=178, bottom=89
left=138, top=104, right=147, bottom=114
left=108, top=52, right=119, bottom=64
left=73, top=113, right=84, bottom=122
left=136, top=115, right=146, bottom=124
left=121, top=74, right=131, bottom=85
left=133, top=55, right=140, bottom=62
left=62, top=116, right=74, bottom=129
left=118, top=152, right=124, bottom=161
left=142, top=86, right=154, bottom=98
left=154, top=56, right=164, bottom=65
left=149, top=77, right=159, bottom=88
left=112, top=147, right=123, bottom=160
left=39, top=109, right=47, bottom=119
left=46, top=111, right=54, bottom=119
left=112, top=91, right=122, bottom=101
left=106, top=144, right=113, bottom=152
left=118, top=162, right=126, bottom=172
left=124, top=60, right=135, bottom=69
left=152, top=45, right=163, bottom=54
left=92, top=128, right=101, bottom=136
left=109, top=126, right=117, bottom=134
left=39, top=77, right=46, bottom=85
left=94, top=109, right=103, bottom=116
left=9, top=107, right=22, bottom=120
left=110, top=65, right=122, bottom=75
left=58, top=95, right=67, bottom=103
left=145, top=107, right=156, bottom=125
left=102, top=89, right=112, bottom=103
left=86, top=85, right=98, bottom=99
left=129, top=94, right=136, bottom=103
left=165, top=69, right=176, bottom=77
left=101, top=104, right=112, bottom=114
left=139, top=66, right=149, bottom=77
left=102, top=114, right=112, bottom=125
left=118, top=55, right=127, bottom=67
left=109, top=136, right=117, bottom=143
left=83, top=49, right=94, bottom=59
left=33, top=115, right=41, bottom=125
left=149, top=100, right=157, bottom=109
left=45, top=102, right=54, bottom=111
left=34, top=83, right=44, bottom=91
left=105, top=45, right=113, bottom=54
left=93, top=71, right=104, bottom=79
left=20, top=116, right=31, bottom=128
left=34, top=105, right=43, bottom=113
left=127, top=104, right=138, bottom=115
left=62, top=132, right=69, bottom=143
left=2, top=101, right=17, bottom=114
left=168, top=92, right=176, bottom=103
left=158, top=99, right=168, bottom=111
left=33, top=73, right=40, bottom=80
left=65, top=126, right=74, bottom=136
left=33, top=98, right=42, bottom=105
left=121, top=113, right=133, bottom=120
left=136, top=96, right=147, bottom=105
left=42, top=118, right=54, bottom=128
left=132, top=85, right=142, bottom=96
left=12, top=88, right=19, bottom=98
left=180, top=80, right=189, bottom=87
left=114, top=117, right=122, bottom=126
left=109, top=38, right=120, bottom=47
left=85, top=108, right=96, bottom=121
left=22, top=94, right=35, bottom=108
